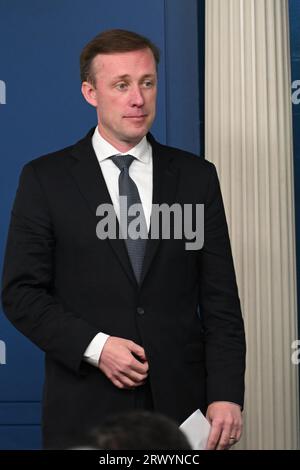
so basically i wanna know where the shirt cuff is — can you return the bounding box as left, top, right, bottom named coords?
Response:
left=83, top=332, right=110, bottom=367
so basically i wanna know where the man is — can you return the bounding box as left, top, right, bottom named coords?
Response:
left=2, top=29, right=246, bottom=450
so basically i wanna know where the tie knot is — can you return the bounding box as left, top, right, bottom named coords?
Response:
left=110, top=154, right=135, bottom=171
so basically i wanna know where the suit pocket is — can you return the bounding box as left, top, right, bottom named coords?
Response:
left=184, top=342, right=205, bottom=363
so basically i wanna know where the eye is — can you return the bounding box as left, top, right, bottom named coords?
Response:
left=115, top=82, right=128, bottom=91
left=143, top=80, right=154, bottom=88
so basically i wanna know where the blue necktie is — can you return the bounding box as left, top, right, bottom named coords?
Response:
left=110, top=155, right=147, bottom=283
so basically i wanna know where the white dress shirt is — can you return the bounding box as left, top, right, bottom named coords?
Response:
left=83, top=127, right=153, bottom=367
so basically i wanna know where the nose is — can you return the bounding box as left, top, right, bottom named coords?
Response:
left=130, top=85, right=145, bottom=107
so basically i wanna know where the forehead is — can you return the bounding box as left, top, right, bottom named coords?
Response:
left=92, top=48, right=157, bottom=78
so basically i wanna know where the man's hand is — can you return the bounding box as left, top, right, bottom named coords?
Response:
left=205, top=401, right=242, bottom=450
left=98, top=336, right=149, bottom=389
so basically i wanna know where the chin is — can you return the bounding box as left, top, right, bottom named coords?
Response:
left=125, top=130, right=148, bottom=142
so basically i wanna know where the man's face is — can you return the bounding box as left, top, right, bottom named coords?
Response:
left=82, top=48, right=157, bottom=151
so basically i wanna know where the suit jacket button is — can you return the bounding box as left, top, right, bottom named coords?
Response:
left=137, top=307, right=145, bottom=315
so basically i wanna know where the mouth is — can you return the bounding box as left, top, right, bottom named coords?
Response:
left=124, top=115, right=147, bottom=120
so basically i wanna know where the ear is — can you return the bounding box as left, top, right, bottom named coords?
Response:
left=81, top=81, right=98, bottom=107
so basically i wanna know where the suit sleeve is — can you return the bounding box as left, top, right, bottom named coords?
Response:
left=198, top=163, right=246, bottom=407
left=1, top=163, right=99, bottom=374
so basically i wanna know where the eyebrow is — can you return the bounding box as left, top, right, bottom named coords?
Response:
left=112, top=74, right=156, bottom=81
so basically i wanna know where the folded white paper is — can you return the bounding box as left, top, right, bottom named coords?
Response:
left=179, top=409, right=211, bottom=450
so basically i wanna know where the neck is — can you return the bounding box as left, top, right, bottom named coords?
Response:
left=97, top=126, right=143, bottom=153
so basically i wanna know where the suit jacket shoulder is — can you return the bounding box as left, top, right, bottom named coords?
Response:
left=147, top=133, right=219, bottom=203
left=148, top=133, right=215, bottom=172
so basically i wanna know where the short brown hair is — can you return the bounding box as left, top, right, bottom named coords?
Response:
left=80, top=29, right=160, bottom=85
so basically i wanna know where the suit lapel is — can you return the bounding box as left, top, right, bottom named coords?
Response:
left=140, top=135, right=179, bottom=285
left=69, top=130, right=137, bottom=286
left=68, top=130, right=179, bottom=288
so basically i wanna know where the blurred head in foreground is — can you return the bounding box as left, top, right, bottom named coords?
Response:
left=88, top=410, right=192, bottom=450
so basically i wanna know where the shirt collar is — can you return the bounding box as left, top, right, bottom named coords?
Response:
left=92, top=126, right=150, bottom=164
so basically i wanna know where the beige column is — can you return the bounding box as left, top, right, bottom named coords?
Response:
left=205, top=0, right=299, bottom=449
